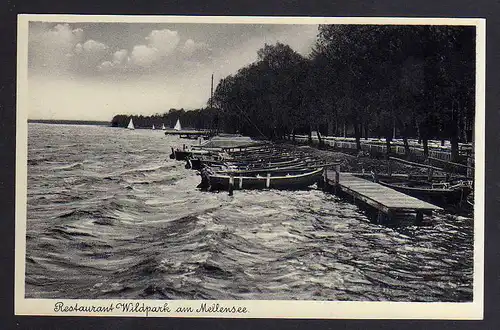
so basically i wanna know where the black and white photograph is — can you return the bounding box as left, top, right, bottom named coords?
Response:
left=15, top=15, right=485, bottom=318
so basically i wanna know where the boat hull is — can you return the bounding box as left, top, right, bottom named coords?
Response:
left=173, top=150, right=192, bottom=161
left=205, top=168, right=324, bottom=191
left=378, top=179, right=472, bottom=206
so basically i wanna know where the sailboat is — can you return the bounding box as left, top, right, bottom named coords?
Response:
left=162, top=124, right=166, bottom=130
left=174, top=119, right=182, bottom=131
left=127, top=118, right=135, bottom=130
left=152, top=124, right=155, bottom=130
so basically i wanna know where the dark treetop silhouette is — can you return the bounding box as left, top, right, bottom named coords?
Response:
left=112, top=25, right=475, bottom=162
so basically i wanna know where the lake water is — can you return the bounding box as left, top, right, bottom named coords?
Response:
left=25, top=123, right=474, bottom=301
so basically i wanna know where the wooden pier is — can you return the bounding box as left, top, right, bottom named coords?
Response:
left=164, top=129, right=214, bottom=139
left=325, top=169, right=442, bottom=224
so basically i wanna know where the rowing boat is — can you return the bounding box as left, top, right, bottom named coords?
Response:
left=201, top=167, right=324, bottom=191
left=375, top=176, right=472, bottom=205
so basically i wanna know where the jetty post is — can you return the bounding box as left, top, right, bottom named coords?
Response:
left=467, top=156, right=473, bottom=179
left=228, top=175, right=234, bottom=196
left=427, top=160, right=434, bottom=181
left=415, top=211, right=424, bottom=225
left=334, top=164, right=340, bottom=186
left=327, top=163, right=340, bottom=194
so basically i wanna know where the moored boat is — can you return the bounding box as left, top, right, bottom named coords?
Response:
left=201, top=167, right=324, bottom=191
left=186, top=154, right=318, bottom=171
left=170, top=134, right=272, bottom=162
left=374, top=176, right=472, bottom=206
left=192, top=134, right=269, bottom=151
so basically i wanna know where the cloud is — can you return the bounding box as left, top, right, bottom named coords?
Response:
left=98, top=61, right=114, bottom=72
left=130, top=45, right=159, bottom=67
left=73, top=39, right=109, bottom=72
left=29, top=23, right=113, bottom=75
left=113, top=49, right=129, bottom=64
left=41, top=24, right=83, bottom=52
left=146, top=29, right=180, bottom=56
left=180, top=39, right=211, bottom=58
left=98, top=29, right=181, bottom=71
left=93, top=29, right=212, bottom=74
left=82, top=39, right=107, bottom=53
left=74, top=43, right=83, bottom=54
left=128, top=29, right=179, bottom=67
left=29, top=23, right=84, bottom=73
left=98, top=49, right=131, bottom=72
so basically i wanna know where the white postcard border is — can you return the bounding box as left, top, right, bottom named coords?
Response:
left=15, top=14, right=486, bottom=319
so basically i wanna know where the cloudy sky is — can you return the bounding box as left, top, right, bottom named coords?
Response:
left=27, top=21, right=319, bottom=120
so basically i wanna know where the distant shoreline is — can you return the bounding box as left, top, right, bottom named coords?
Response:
left=28, top=119, right=111, bottom=126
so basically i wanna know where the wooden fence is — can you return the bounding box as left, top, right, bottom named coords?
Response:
left=290, top=135, right=473, bottom=162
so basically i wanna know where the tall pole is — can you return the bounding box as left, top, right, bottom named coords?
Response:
left=393, top=117, right=396, bottom=140
left=210, top=73, right=214, bottom=109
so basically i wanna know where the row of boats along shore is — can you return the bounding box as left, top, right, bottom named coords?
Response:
left=168, top=134, right=474, bottom=210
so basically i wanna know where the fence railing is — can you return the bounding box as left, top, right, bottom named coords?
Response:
left=289, top=135, right=473, bottom=161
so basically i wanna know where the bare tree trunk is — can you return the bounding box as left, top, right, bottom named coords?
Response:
left=316, top=129, right=324, bottom=147
left=451, top=134, right=459, bottom=162
left=327, top=119, right=334, bottom=137
left=423, top=137, right=429, bottom=158
left=462, top=112, right=469, bottom=143
left=354, top=121, right=361, bottom=151
left=450, top=110, right=460, bottom=161
left=415, top=118, right=421, bottom=144
left=403, top=136, right=410, bottom=158
left=402, top=123, right=411, bottom=157
left=459, top=108, right=467, bottom=143
left=385, top=136, right=392, bottom=156
left=392, top=117, right=396, bottom=140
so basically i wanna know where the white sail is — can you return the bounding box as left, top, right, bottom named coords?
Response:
left=152, top=124, right=155, bottom=130
left=174, top=119, right=182, bottom=131
left=127, top=118, right=135, bottom=130
left=162, top=124, right=166, bottom=130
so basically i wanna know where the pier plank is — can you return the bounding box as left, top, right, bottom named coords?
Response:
left=326, top=171, right=442, bottom=215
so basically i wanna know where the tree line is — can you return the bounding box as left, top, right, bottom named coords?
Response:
left=112, top=25, right=475, bottom=162
left=111, top=107, right=219, bottom=131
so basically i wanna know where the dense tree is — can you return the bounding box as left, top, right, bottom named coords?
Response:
left=111, top=25, right=475, bottom=163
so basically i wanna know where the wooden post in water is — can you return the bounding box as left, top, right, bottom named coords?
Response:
left=467, top=156, right=473, bottom=178
left=415, top=211, right=423, bottom=225
left=334, top=164, right=340, bottom=194
left=322, top=167, right=328, bottom=188
left=266, top=173, right=271, bottom=188
left=426, top=158, right=434, bottom=181
left=228, top=175, right=234, bottom=196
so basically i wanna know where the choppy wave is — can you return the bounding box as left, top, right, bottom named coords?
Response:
left=24, top=123, right=474, bottom=301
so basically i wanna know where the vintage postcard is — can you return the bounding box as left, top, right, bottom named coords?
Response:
left=15, top=15, right=485, bottom=319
